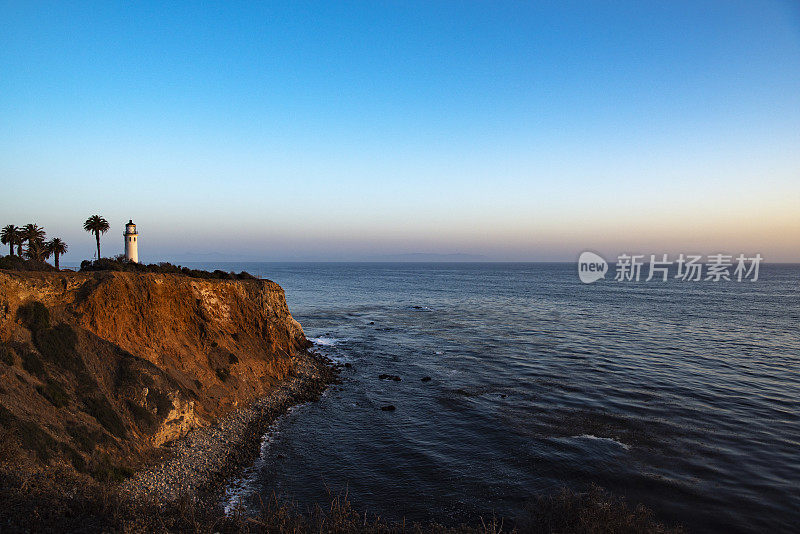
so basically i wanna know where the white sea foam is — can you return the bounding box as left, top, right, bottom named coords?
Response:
left=223, top=433, right=273, bottom=515
left=223, top=405, right=306, bottom=515
left=308, top=336, right=352, bottom=364
left=573, top=434, right=631, bottom=450
left=309, top=336, right=344, bottom=347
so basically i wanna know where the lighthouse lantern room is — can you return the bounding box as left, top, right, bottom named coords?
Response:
left=124, top=220, right=139, bottom=263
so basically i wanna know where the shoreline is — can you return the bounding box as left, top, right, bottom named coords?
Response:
left=121, top=348, right=338, bottom=509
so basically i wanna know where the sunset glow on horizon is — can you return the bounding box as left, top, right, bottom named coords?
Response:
left=1, top=1, right=798, bottom=262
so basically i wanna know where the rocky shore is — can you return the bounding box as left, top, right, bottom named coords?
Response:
left=122, top=350, right=337, bottom=506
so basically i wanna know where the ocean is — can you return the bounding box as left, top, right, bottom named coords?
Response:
left=182, top=263, right=797, bottom=531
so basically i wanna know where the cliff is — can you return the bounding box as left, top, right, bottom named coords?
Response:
left=0, top=270, right=309, bottom=476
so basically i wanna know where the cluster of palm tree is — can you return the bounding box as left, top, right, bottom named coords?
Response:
left=1, top=215, right=113, bottom=271
left=1, top=224, right=69, bottom=269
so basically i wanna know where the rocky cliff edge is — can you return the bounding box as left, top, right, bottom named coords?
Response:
left=0, top=270, right=309, bottom=476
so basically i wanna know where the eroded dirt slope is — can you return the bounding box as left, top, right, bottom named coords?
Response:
left=0, top=270, right=308, bottom=476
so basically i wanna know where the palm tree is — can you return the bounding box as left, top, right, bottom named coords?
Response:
left=1, top=225, right=21, bottom=256
left=83, top=215, right=110, bottom=260
left=47, top=238, right=68, bottom=270
left=25, top=239, right=50, bottom=262
left=21, top=224, right=46, bottom=256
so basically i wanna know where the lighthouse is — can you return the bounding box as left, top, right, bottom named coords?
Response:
left=123, top=220, right=139, bottom=263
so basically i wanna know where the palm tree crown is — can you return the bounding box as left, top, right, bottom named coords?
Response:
left=21, top=224, right=46, bottom=256
left=47, top=238, right=68, bottom=270
left=25, top=239, right=50, bottom=262
left=83, top=215, right=110, bottom=260
left=1, top=225, right=21, bottom=256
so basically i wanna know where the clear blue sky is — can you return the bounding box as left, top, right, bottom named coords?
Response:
left=1, top=1, right=799, bottom=262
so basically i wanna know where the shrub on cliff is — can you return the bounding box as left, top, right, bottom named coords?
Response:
left=36, top=379, right=70, bottom=408
left=215, top=367, right=231, bottom=382
left=21, top=350, right=45, bottom=377
left=81, top=396, right=127, bottom=439
left=60, top=443, right=87, bottom=471
left=0, top=254, right=56, bottom=271
left=0, top=405, right=57, bottom=462
left=65, top=422, right=107, bottom=453
left=0, top=344, right=15, bottom=366
left=80, top=258, right=125, bottom=271
left=34, top=323, right=85, bottom=374
left=88, top=453, right=133, bottom=482
left=79, top=257, right=258, bottom=280
left=17, top=301, right=50, bottom=332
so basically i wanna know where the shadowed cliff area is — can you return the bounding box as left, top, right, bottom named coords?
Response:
left=0, top=270, right=308, bottom=476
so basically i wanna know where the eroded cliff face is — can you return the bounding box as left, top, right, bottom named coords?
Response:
left=0, top=270, right=308, bottom=473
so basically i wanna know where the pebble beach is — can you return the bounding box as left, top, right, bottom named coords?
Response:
left=121, top=351, right=337, bottom=507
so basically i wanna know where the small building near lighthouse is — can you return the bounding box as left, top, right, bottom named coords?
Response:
left=124, top=220, right=139, bottom=263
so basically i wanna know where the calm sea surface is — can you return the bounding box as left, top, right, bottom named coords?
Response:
left=194, top=263, right=797, bottom=532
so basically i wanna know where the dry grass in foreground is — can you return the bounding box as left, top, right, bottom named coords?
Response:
left=0, top=465, right=683, bottom=534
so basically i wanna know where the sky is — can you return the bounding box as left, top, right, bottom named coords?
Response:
left=1, top=1, right=799, bottom=263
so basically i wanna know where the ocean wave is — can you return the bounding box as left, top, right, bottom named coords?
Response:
left=309, top=336, right=346, bottom=347
left=573, top=434, right=631, bottom=450
left=223, top=405, right=305, bottom=515
left=308, top=336, right=351, bottom=364
left=223, top=430, right=275, bottom=515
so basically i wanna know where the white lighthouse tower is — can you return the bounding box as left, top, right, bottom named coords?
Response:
left=123, top=220, right=139, bottom=263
